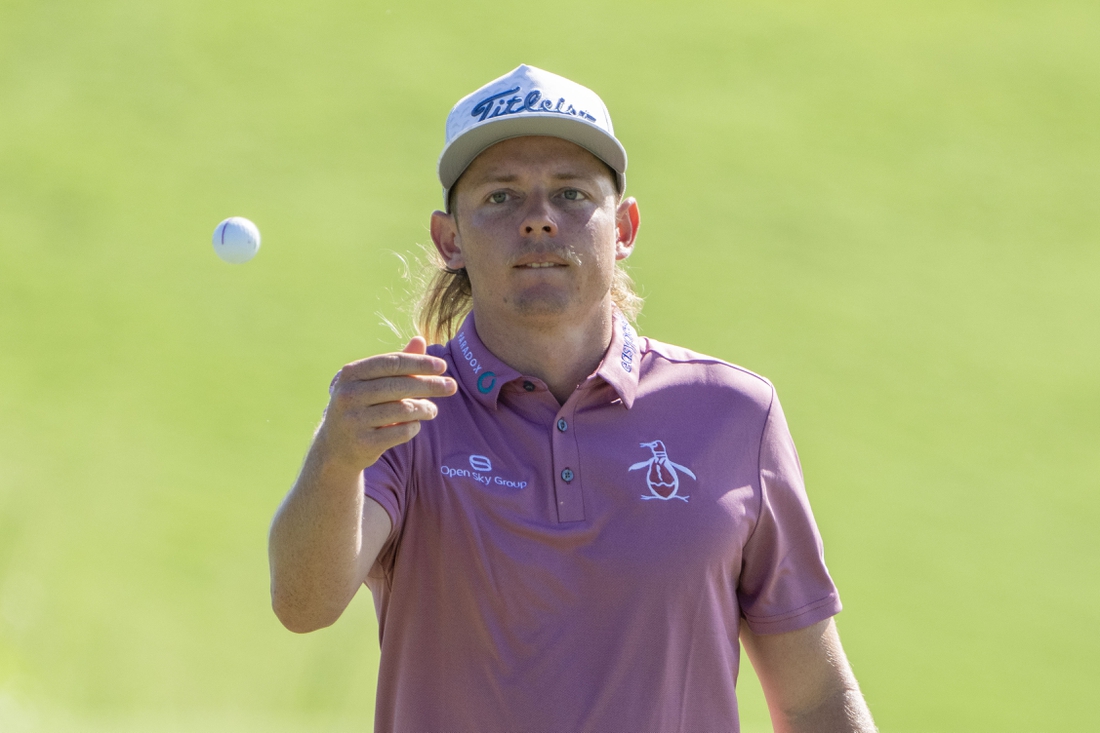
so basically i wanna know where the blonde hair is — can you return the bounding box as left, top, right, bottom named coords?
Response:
left=412, top=251, right=643, bottom=344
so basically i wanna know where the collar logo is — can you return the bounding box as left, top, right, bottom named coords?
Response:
left=619, top=321, right=637, bottom=373
left=470, top=86, right=598, bottom=124
left=456, top=330, right=484, bottom=374
left=477, top=371, right=496, bottom=394
left=629, top=441, right=696, bottom=502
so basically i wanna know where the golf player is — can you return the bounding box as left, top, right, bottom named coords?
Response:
left=269, top=65, right=876, bottom=732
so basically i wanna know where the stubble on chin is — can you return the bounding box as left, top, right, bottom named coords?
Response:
left=509, top=290, right=573, bottom=317
left=500, top=247, right=584, bottom=317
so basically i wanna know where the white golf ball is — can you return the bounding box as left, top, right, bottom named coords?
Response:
left=212, top=217, right=261, bottom=264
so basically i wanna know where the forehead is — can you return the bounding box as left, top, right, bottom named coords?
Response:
left=461, top=136, right=612, bottom=184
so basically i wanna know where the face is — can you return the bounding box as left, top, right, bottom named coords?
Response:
left=430, top=136, right=639, bottom=326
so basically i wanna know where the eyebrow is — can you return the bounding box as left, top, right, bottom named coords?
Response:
left=469, top=170, right=596, bottom=186
left=549, top=171, right=594, bottom=181
left=474, top=173, right=519, bottom=185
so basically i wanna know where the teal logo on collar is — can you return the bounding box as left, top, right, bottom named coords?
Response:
left=477, top=371, right=497, bottom=394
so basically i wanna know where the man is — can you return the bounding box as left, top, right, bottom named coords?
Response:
left=269, top=65, right=876, bottom=732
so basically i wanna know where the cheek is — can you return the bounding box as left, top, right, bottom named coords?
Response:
left=456, top=235, right=509, bottom=290
left=581, top=212, right=620, bottom=265
left=458, top=245, right=491, bottom=278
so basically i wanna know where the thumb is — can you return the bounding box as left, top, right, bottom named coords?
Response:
left=403, top=336, right=428, bottom=355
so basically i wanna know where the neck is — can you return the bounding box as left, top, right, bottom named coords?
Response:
left=471, top=301, right=615, bottom=404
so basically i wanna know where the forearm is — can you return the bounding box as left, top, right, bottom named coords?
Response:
left=268, top=339, right=453, bottom=632
left=268, top=436, right=376, bottom=633
left=742, top=619, right=876, bottom=733
left=773, top=684, right=877, bottom=733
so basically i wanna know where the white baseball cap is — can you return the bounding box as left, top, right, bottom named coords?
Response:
left=438, top=64, right=627, bottom=207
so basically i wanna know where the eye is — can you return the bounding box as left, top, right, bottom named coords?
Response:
left=489, top=191, right=509, bottom=204
left=562, top=189, right=586, bottom=201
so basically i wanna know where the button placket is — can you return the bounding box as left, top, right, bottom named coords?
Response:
left=552, top=399, right=584, bottom=522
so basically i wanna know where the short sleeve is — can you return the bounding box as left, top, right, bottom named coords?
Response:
left=737, top=389, right=842, bottom=634
left=328, top=369, right=415, bottom=580
left=362, top=441, right=414, bottom=578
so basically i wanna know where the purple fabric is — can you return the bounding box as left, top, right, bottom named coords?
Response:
left=361, top=313, right=841, bottom=732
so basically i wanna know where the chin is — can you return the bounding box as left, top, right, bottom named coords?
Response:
left=510, top=288, right=575, bottom=317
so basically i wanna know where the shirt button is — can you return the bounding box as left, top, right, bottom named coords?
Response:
left=523, top=381, right=535, bottom=392
left=560, top=468, right=574, bottom=483
left=557, top=418, right=568, bottom=432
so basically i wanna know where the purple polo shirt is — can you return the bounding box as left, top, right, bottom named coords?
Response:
left=362, top=312, right=841, bottom=733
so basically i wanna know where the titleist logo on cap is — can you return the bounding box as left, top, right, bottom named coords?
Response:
left=470, top=86, right=599, bottom=124
left=437, top=64, right=628, bottom=201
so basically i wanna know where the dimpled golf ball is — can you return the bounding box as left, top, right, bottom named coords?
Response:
left=212, top=217, right=261, bottom=264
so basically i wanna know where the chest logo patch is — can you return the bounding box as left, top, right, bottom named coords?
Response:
left=439, top=454, right=528, bottom=489
left=629, top=440, right=695, bottom=502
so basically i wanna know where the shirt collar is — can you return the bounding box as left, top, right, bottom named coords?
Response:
left=446, top=310, right=641, bottom=409
left=595, top=311, right=640, bottom=409
left=448, top=312, right=521, bottom=409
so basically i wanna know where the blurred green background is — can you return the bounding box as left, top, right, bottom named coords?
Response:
left=2, top=0, right=1097, bottom=730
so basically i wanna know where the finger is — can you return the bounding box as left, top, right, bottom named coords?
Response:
left=362, top=398, right=440, bottom=428
left=369, top=420, right=423, bottom=451
left=403, top=336, right=428, bottom=355
left=335, top=374, right=457, bottom=406
left=338, top=351, right=448, bottom=383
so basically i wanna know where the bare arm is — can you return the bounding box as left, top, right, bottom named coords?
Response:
left=268, top=337, right=456, bottom=633
left=740, top=618, right=876, bottom=733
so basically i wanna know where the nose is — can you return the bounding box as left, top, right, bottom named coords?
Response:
left=519, top=194, right=557, bottom=238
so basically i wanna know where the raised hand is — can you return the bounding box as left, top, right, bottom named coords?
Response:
left=315, top=337, right=458, bottom=472
left=269, top=337, right=457, bottom=633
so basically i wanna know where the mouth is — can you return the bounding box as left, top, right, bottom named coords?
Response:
left=514, top=251, right=573, bottom=269
left=519, top=262, right=565, bottom=269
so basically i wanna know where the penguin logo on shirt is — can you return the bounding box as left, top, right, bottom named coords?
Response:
left=629, top=440, right=695, bottom=502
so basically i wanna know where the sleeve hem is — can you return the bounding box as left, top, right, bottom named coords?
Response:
left=743, top=593, right=842, bottom=635
left=363, top=479, right=402, bottom=546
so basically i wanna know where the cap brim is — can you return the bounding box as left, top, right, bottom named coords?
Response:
left=438, top=114, right=627, bottom=195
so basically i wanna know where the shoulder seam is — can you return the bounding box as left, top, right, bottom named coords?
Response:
left=642, top=341, right=774, bottom=390
left=744, top=383, right=778, bottom=549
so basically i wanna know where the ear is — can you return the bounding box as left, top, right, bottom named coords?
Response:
left=430, top=210, right=465, bottom=269
left=614, top=197, right=640, bottom=261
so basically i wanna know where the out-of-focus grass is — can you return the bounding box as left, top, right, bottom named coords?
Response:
left=1, top=0, right=1097, bottom=730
